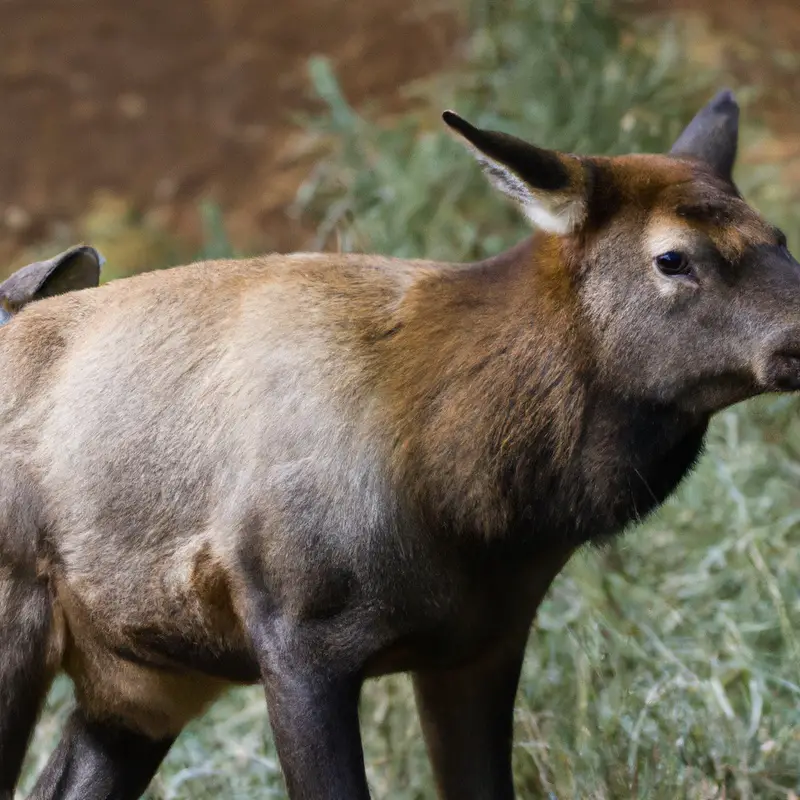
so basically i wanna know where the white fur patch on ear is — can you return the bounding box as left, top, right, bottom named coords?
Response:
left=475, top=154, right=585, bottom=235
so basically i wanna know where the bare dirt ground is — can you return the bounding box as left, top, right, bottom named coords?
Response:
left=0, top=0, right=460, bottom=272
left=1, top=0, right=799, bottom=277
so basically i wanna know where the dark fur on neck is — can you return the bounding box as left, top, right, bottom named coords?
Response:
left=386, top=235, right=709, bottom=550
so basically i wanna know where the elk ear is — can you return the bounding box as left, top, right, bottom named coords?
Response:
left=0, top=245, right=104, bottom=313
left=669, top=89, right=739, bottom=182
left=442, top=111, right=588, bottom=235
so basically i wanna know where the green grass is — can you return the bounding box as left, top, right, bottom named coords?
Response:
left=18, top=0, right=800, bottom=797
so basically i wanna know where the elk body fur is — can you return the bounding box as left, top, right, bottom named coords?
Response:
left=2, top=90, right=800, bottom=800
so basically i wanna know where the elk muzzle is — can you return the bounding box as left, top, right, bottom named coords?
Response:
left=758, top=330, right=800, bottom=392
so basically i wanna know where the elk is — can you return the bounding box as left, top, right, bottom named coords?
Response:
left=2, top=90, right=800, bottom=800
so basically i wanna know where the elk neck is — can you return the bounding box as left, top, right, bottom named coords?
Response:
left=383, top=233, right=710, bottom=552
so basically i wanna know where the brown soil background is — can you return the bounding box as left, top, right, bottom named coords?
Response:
left=0, top=0, right=798, bottom=277
left=0, top=0, right=460, bottom=272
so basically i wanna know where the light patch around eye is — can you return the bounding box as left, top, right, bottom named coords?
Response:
left=645, top=218, right=701, bottom=296
left=646, top=220, right=697, bottom=261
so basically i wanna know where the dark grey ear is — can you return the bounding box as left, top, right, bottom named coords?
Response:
left=669, top=89, right=739, bottom=181
left=0, top=245, right=104, bottom=313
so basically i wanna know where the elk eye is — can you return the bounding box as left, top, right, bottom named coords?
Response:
left=654, top=251, right=691, bottom=277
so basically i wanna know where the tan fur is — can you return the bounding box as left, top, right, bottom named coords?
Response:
left=2, top=253, right=445, bottom=735
left=3, top=95, right=800, bottom=798
left=0, top=179, right=787, bottom=735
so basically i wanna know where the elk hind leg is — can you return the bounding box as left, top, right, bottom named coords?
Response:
left=26, top=708, right=174, bottom=800
left=0, top=571, right=56, bottom=799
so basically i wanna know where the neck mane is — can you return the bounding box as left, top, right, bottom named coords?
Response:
left=385, top=235, right=709, bottom=550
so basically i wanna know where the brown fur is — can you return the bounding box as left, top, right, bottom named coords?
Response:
left=3, top=90, right=800, bottom=800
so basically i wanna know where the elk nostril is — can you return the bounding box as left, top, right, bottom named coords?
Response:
left=774, top=349, right=800, bottom=366
left=766, top=348, right=800, bottom=391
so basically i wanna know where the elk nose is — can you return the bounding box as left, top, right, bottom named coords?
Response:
left=760, top=331, right=800, bottom=392
left=770, top=350, right=800, bottom=391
